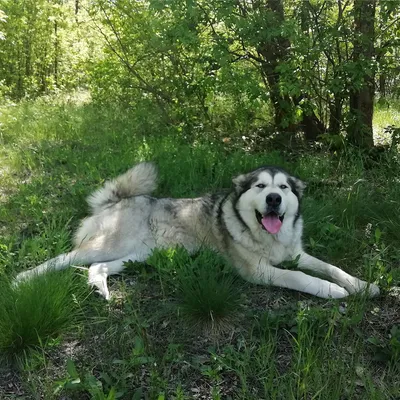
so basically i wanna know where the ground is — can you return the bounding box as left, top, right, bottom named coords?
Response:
left=0, top=94, right=399, bottom=399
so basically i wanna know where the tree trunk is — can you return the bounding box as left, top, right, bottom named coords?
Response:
left=257, top=0, right=325, bottom=140
left=379, top=74, right=386, bottom=97
left=259, top=60, right=293, bottom=129
left=257, top=0, right=293, bottom=132
left=301, top=112, right=325, bottom=140
left=54, top=20, right=58, bottom=87
left=75, top=0, right=79, bottom=23
left=347, top=0, right=376, bottom=148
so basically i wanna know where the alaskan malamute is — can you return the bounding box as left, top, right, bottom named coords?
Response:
left=16, top=163, right=379, bottom=300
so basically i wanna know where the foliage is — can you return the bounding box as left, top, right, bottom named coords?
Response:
left=0, top=0, right=101, bottom=99
left=54, top=359, right=118, bottom=400
left=86, top=0, right=400, bottom=145
left=367, top=325, right=400, bottom=363
left=1, top=1, right=400, bottom=146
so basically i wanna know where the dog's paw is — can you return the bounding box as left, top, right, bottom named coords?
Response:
left=349, top=280, right=380, bottom=298
left=15, top=270, right=31, bottom=282
left=327, top=283, right=349, bottom=299
left=367, top=283, right=380, bottom=298
left=13, top=269, right=37, bottom=286
left=88, top=263, right=111, bottom=300
left=88, top=273, right=110, bottom=300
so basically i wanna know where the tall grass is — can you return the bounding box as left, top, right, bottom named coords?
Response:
left=0, top=270, right=87, bottom=355
left=176, top=251, right=242, bottom=334
left=146, top=248, right=242, bottom=334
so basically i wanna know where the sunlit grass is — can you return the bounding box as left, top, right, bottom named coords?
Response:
left=373, top=99, right=400, bottom=145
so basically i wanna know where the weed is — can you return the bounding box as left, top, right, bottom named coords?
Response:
left=54, top=358, right=118, bottom=399
left=367, top=325, right=400, bottom=363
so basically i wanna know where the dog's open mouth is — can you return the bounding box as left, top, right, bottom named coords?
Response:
left=255, top=210, right=284, bottom=234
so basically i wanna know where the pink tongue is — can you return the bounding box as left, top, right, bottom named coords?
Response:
left=262, top=214, right=282, bottom=234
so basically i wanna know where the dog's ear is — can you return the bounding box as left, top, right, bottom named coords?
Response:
left=232, top=173, right=252, bottom=193
left=288, top=176, right=306, bottom=199
left=232, top=173, right=245, bottom=188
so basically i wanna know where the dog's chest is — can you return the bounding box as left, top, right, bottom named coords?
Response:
left=233, top=235, right=291, bottom=268
left=266, top=241, right=290, bottom=265
left=238, top=232, right=291, bottom=265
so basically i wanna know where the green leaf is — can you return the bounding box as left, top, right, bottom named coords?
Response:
left=375, top=228, right=382, bottom=243
left=66, top=358, right=79, bottom=379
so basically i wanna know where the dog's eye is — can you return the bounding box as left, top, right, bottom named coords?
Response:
left=280, top=184, right=288, bottom=189
left=256, top=183, right=266, bottom=189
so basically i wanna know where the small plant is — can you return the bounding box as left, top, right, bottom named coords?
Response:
left=367, top=325, right=400, bottom=363
left=174, top=249, right=242, bottom=334
left=54, top=358, right=118, bottom=400
left=148, top=247, right=242, bottom=334
left=0, top=269, right=86, bottom=355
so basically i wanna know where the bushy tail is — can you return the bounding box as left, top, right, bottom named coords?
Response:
left=87, top=162, right=158, bottom=214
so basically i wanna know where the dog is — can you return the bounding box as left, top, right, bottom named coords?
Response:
left=16, top=162, right=380, bottom=300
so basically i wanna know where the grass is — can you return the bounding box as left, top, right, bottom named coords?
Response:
left=374, top=99, right=400, bottom=145
left=0, top=94, right=399, bottom=398
left=147, top=248, right=243, bottom=334
left=0, top=270, right=87, bottom=355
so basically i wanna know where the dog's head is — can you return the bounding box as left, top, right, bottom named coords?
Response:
left=233, top=166, right=305, bottom=234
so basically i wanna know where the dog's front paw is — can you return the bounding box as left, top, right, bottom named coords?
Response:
left=327, top=283, right=349, bottom=299
left=348, top=279, right=380, bottom=298
left=367, top=283, right=380, bottom=297
left=14, top=269, right=37, bottom=285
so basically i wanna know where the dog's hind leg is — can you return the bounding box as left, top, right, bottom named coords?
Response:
left=15, top=245, right=128, bottom=283
left=88, top=251, right=151, bottom=300
left=15, top=249, right=90, bottom=282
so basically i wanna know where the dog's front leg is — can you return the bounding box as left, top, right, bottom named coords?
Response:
left=244, top=262, right=349, bottom=299
left=296, top=252, right=380, bottom=297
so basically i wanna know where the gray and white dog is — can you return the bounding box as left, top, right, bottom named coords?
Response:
left=16, top=162, right=379, bottom=300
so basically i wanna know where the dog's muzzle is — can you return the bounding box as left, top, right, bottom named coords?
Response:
left=255, top=209, right=285, bottom=234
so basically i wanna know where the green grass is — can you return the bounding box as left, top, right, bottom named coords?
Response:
left=374, top=99, right=400, bottom=145
left=0, top=269, right=87, bottom=355
left=0, top=95, right=399, bottom=399
left=147, top=248, right=243, bottom=334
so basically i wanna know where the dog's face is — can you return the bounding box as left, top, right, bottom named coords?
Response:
left=233, top=167, right=305, bottom=234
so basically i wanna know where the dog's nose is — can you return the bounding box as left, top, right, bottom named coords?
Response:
left=266, top=193, right=282, bottom=206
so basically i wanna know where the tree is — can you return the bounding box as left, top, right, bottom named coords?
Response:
left=347, top=0, right=377, bottom=148
left=0, top=0, right=99, bottom=99
left=3, top=0, right=400, bottom=150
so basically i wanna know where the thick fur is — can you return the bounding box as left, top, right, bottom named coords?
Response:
left=16, top=163, right=380, bottom=300
left=87, top=162, right=158, bottom=214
